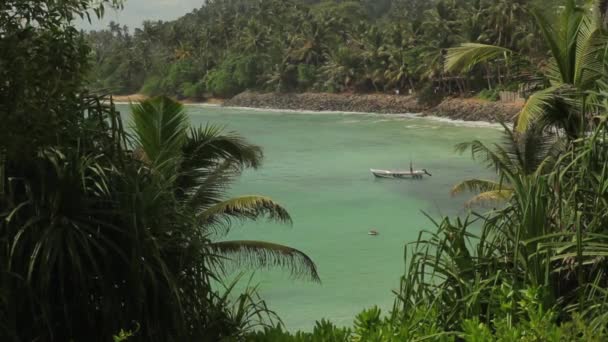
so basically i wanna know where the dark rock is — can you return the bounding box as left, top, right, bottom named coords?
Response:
left=224, top=92, right=522, bottom=123
left=427, top=98, right=521, bottom=123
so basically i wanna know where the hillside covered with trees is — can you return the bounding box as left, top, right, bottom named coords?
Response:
left=86, top=0, right=560, bottom=101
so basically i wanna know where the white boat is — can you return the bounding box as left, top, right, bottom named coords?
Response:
left=370, top=168, right=432, bottom=179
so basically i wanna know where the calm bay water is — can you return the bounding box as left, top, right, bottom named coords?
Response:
left=119, top=104, right=499, bottom=331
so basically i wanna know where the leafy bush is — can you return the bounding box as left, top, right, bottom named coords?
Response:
left=477, top=88, right=500, bottom=101
left=205, top=67, right=241, bottom=98
left=416, top=83, right=445, bottom=107
left=163, top=59, right=197, bottom=96
left=140, top=75, right=165, bottom=96
left=248, top=292, right=607, bottom=341
left=205, top=54, right=263, bottom=98
left=297, top=64, right=317, bottom=90
left=181, top=80, right=206, bottom=99
left=247, top=319, right=351, bottom=342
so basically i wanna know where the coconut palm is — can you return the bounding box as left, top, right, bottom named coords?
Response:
left=481, top=0, right=529, bottom=49
left=446, top=0, right=608, bottom=137
left=241, top=19, right=272, bottom=53
left=353, top=25, right=392, bottom=91
left=452, top=123, right=560, bottom=207
left=130, top=96, right=319, bottom=281
left=318, top=46, right=362, bottom=92
left=384, top=47, right=419, bottom=92
left=287, top=15, right=329, bottom=65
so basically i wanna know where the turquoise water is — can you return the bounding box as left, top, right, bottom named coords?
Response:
left=119, top=104, right=499, bottom=331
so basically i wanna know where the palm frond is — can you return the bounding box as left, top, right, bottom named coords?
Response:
left=573, top=16, right=605, bottom=90
left=531, top=6, right=570, bottom=83
left=130, top=96, right=189, bottom=177
left=464, top=190, right=513, bottom=208
left=518, top=124, right=560, bottom=174
left=455, top=140, right=513, bottom=177
left=444, top=43, right=512, bottom=73
left=198, top=196, right=292, bottom=235
left=516, top=86, right=561, bottom=132
left=182, top=125, right=263, bottom=172
left=183, top=160, right=237, bottom=209
left=451, top=179, right=509, bottom=196
left=210, top=240, right=320, bottom=282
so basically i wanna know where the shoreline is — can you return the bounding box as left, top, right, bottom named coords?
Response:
left=112, top=92, right=523, bottom=124
left=225, top=91, right=522, bottom=123
left=218, top=105, right=503, bottom=128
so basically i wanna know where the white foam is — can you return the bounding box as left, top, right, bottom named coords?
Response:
left=184, top=103, right=222, bottom=108
left=219, top=105, right=503, bottom=128
left=422, top=115, right=503, bottom=129
left=115, top=101, right=503, bottom=129
left=220, top=105, right=422, bottom=117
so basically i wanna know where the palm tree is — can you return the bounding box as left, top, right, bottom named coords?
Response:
left=384, top=47, right=418, bottom=92
left=287, top=15, right=329, bottom=65
left=130, top=96, right=319, bottom=281
left=318, top=46, right=362, bottom=92
left=452, top=123, right=560, bottom=207
left=414, top=0, right=471, bottom=93
left=241, top=19, right=272, bottom=53
left=446, top=0, right=608, bottom=137
left=356, top=25, right=390, bottom=91
left=481, top=0, right=529, bottom=49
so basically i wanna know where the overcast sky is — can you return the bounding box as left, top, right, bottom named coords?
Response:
left=79, top=0, right=205, bottom=30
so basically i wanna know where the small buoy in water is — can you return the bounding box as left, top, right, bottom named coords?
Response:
left=368, top=229, right=379, bottom=236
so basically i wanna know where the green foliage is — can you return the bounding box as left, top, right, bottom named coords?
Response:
left=297, top=64, right=317, bottom=90
left=182, top=80, right=206, bottom=99
left=389, top=114, right=608, bottom=340
left=113, top=325, right=139, bottom=342
left=247, top=319, right=351, bottom=341
left=12, top=1, right=608, bottom=341
left=205, top=67, right=241, bottom=98
left=140, top=76, right=164, bottom=96
left=477, top=88, right=500, bottom=101
left=417, top=83, right=445, bottom=107
left=447, top=0, right=608, bottom=136
left=310, top=1, right=367, bottom=24
left=0, top=0, right=124, bottom=161
left=85, top=0, right=562, bottom=98
left=139, top=60, right=204, bottom=97
left=1, top=1, right=319, bottom=339
left=204, top=54, right=262, bottom=97
left=163, top=59, right=199, bottom=97
left=249, top=285, right=608, bottom=341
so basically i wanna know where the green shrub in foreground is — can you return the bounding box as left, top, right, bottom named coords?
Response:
left=247, top=286, right=607, bottom=341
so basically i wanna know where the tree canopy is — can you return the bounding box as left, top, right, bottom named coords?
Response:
left=85, top=0, right=563, bottom=99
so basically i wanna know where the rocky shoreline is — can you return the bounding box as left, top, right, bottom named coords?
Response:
left=224, top=91, right=522, bottom=123
left=429, top=98, right=521, bottom=122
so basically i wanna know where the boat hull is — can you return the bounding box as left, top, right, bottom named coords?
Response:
left=370, top=169, right=428, bottom=179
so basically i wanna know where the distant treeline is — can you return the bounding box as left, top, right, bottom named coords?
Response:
left=86, top=0, right=561, bottom=99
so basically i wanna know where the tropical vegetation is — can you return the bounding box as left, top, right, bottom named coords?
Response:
left=249, top=0, right=608, bottom=340
left=8, top=0, right=608, bottom=341
left=86, top=0, right=562, bottom=100
left=1, top=1, right=317, bottom=341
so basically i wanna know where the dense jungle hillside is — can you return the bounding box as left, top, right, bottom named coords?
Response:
left=86, top=0, right=560, bottom=100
